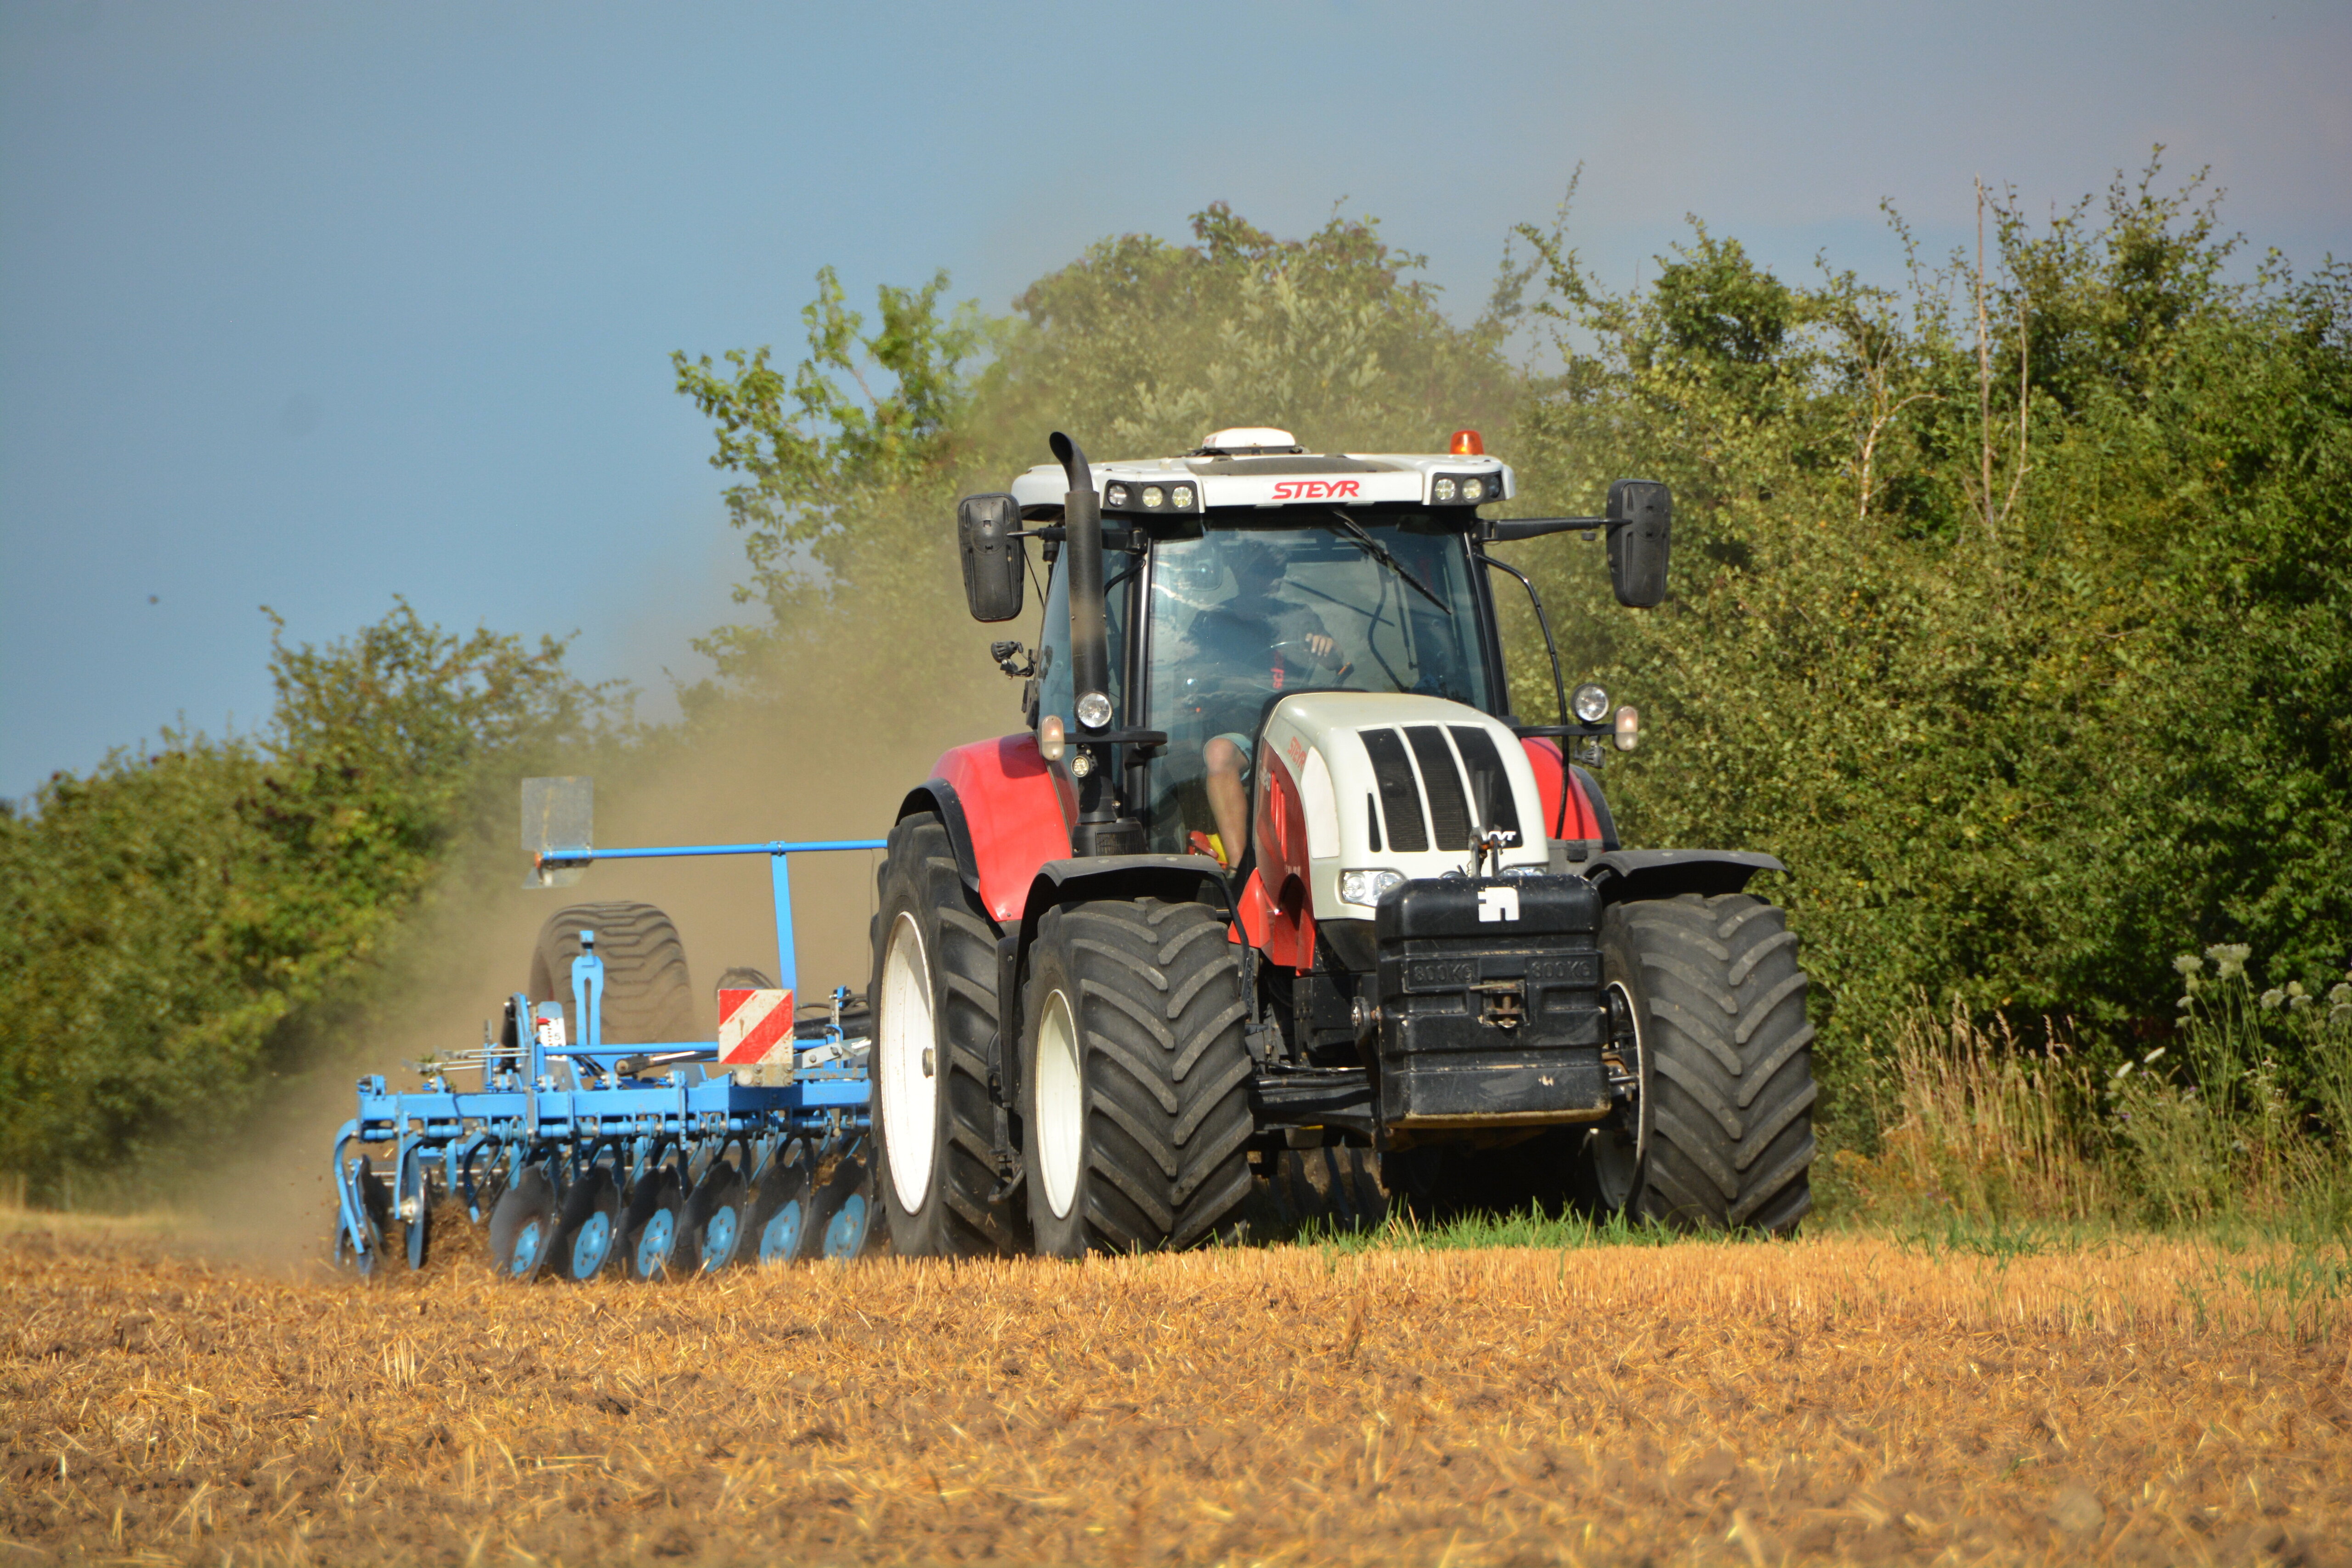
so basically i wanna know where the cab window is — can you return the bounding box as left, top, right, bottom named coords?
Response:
left=1140, top=520, right=1491, bottom=852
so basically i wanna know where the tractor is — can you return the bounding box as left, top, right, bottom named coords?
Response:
left=868, top=426, right=1815, bottom=1256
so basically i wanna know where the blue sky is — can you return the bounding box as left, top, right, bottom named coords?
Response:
left=5, top=0, right=2347, bottom=798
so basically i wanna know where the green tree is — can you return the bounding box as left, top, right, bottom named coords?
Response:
left=0, top=601, right=618, bottom=1192
left=1496, top=158, right=2352, bottom=1130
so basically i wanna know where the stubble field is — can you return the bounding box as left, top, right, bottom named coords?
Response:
left=3, top=1214, right=2348, bottom=1567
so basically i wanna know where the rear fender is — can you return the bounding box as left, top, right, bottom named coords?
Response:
left=901, top=734, right=1077, bottom=924
left=1582, top=849, right=1783, bottom=903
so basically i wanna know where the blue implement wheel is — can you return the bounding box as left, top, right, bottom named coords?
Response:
left=553, top=1166, right=622, bottom=1283
left=748, top=1159, right=814, bottom=1266
left=488, top=1166, right=558, bottom=1282
left=621, top=1165, right=686, bottom=1281
left=399, top=1148, right=432, bottom=1272
left=683, top=1160, right=748, bottom=1274
left=810, top=1157, right=876, bottom=1262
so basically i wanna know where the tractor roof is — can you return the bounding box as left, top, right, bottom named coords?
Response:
left=1008, top=426, right=1514, bottom=518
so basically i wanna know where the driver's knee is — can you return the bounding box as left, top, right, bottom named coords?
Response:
left=1204, top=736, right=1242, bottom=780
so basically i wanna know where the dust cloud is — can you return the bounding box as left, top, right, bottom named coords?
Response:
left=186, top=526, right=1029, bottom=1267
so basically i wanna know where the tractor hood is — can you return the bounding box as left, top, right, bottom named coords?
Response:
left=1253, top=691, right=1549, bottom=926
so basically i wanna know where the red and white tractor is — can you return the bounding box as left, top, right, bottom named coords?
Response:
left=869, top=426, right=1814, bottom=1254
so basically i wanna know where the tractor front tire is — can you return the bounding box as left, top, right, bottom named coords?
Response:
left=1022, top=897, right=1255, bottom=1254
left=1594, top=893, right=1815, bottom=1233
left=870, top=814, right=1019, bottom=1257
left=529, top=901, right=696, bottom=1044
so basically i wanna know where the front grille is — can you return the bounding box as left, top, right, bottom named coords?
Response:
left=1405, top=726, right=1472, bottom=851
left=1359, top=728, right=1428, bottom=852
left=1448, top=725, right=1523, bottom=847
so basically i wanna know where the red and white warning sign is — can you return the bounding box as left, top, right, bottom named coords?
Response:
left=718, top=988, right=795, bottom=1066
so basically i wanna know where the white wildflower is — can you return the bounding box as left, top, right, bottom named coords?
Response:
left=2111, top=1061, right=2134, bottom=1079
left=2174, top=953, right=2205, bottom=977
left=2206, top=943, right=2251, bottom=979
left=2290, top=993, right=2314, bottom=1012
left=2261, top=988, right=2286, bottom=1011
left=2328, top=981, right=2352, bottom=1005
left=2143, top=1047, right=2167, bottom=1065
left=2177, top=994, right=2195, bottom=1012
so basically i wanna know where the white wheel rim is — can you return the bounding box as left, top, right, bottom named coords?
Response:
left=1597, top=977, right=1649, bottom=1206
left=1035, top=987, right=1084, bottom=1220
left=878, top=911, right=940, bottom=1215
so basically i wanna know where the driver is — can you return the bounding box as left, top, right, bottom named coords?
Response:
left=1181, top=540, right=1344, bottom=867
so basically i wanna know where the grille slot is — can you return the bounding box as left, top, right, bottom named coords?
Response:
left=1406, top=726, right=1472, bottom=851
left=1359, top=729, right=1428, bottom=853
left=1448, top=725, right=1523, bottom=848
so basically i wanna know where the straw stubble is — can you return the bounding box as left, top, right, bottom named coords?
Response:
left=3, top=1224, right=2347, bottom=1564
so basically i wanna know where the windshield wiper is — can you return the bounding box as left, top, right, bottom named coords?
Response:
left=1317, top=510, right=1452, bottom=617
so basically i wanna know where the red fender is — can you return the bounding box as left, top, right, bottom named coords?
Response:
left=1239, top=749, right=1315, bottom=970
left=929, top=734, right=1074, bottom=924
left=1520, top=737, right=1603, bottom=842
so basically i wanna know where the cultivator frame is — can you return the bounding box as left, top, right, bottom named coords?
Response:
left=330, top=825, right=886, bottom=1281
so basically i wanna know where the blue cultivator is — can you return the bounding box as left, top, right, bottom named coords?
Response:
left=329, top=779, right=886, bottom=1281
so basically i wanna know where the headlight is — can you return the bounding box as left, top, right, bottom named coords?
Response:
left=1613, top=705, right=1640, bottom=751
left=1172, top=485, right=1194, bottom=507
left=1076, top=690, right=1113, bottom=729
left=1340, top=868, right=1407, bottom=906
left=1572, top=682, right=1610, bottom=724
left=1142, top=485, right=1165, bottom=509
left=1105, top=482, right=1128, bottom=507
left=1433, top=477, right=1457, bottom=503
left=1068, top=747, right=1096, bottom=778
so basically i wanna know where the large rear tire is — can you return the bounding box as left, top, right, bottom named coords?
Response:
left=1595, top=893, right=1815, bottom=1233
left=869, top=815, right=1019, bottom=1257
left=1022, top=897, right=1255, bottom=1254
left=529, top=901, right=696, bottom=1044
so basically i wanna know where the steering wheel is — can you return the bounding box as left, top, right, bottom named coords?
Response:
left=1267, top=638, right=1351, bottom=680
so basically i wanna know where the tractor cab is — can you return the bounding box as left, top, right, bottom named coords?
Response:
left=964, top=429, right=1664, bottom=898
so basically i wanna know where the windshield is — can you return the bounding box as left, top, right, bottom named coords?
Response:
left=1142, top=519, right=1493, bottom=853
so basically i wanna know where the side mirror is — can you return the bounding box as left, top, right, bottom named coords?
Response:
left=956, top=493, right=1025, bottom=623
left=1606, top=480, right=1671, bottom=609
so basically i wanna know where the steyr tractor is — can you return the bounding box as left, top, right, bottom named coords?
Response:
left=870, top=426, right=1815, bottom=1255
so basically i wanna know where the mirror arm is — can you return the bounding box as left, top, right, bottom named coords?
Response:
left=1471, top=550, right=1570, bottom=733
left=1484, top=515, right=1607, bottom=543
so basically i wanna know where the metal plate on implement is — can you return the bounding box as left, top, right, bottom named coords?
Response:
left=718, top=988, right=796, bottom=1073
left=521, top=776, right=593, bottom=888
